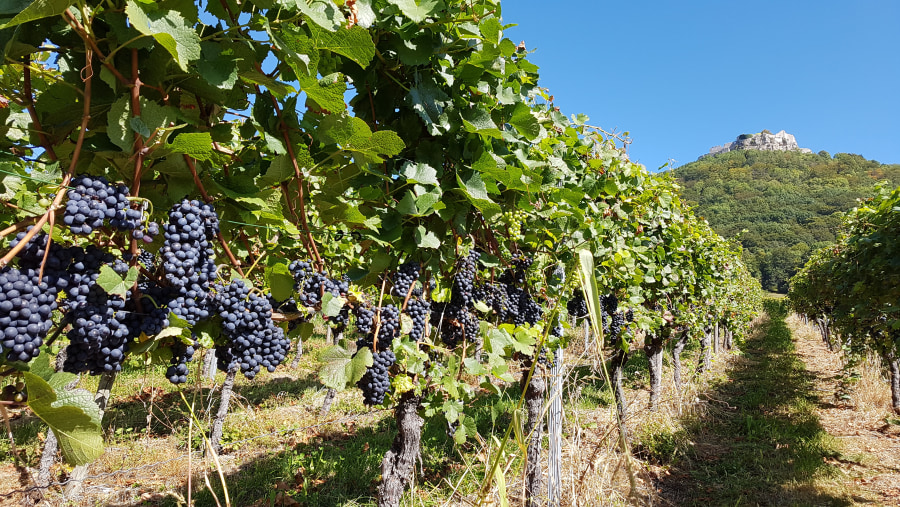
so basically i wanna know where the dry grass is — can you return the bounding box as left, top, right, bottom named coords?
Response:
left=446, top=327, right=733, bottom=507
left=6, top=315, right=855, bottom=507
left=787, top=314, right=894, bottom=421
left=787, top=314, right=900, bottom=504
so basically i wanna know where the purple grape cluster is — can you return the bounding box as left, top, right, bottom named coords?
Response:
left=63, top=175, right=154, bottom=238
left=289, top=260, right=349, bottom=308
left=166, top=337, right=197, bottom=384
left=160, top=199, right=219, bottom=324
left=358, top=349, right=395, bottom=406
left=214, top=280, right=291, bottom=379
left=0, top=267, right=58, bottom=363
left=405, top=297, right=430, bottom=342
left=391, top=261, right=420, bottom=298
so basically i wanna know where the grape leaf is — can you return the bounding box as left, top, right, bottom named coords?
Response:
left=300, top=73, right=347, bottom=113
left=402, top=161, right=439, bottom=186
left=95, top=266, right=140, bottom=298
left=106, top=96, right=132, bottom=152
left=168, top=132, right=214, bottom=161
left=1, top=0, right=73, bottom=29
left=406, top=78, right=451, bottom=134
left=388, top=0, right=445, bottom=23
left=319, top=345, right=372, bottom=390
left=126, top=1, right=201, bottom=72
left=265, top=262, right=295, bottom=302
left=462, top=108, right=501, bottom=139
left=272, top=23, right=318, bottom=77
left=198, top=42, right=239, bottom=88
left=456, top=172, right=500, bottom=218
left=508, top=102, right=541, bottom=141
left=23, top=372, right=104, bottom=466
left=321, top=292, right=347, bottom=317
left=309, top=23, right=376, bottom=68
left=295, top=0, right=344, bottom=31
left=415, top=226, right=440, bottom=249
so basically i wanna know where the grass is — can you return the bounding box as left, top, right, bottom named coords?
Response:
left=1, top=302, right=883, bottom=506
left=652, top=299, right=857, bottom=505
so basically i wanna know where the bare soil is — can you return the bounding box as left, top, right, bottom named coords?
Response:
left=791, top=315, right=900, bottom=505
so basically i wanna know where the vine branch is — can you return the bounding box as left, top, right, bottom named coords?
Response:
left=0, top=47, right=93, bottom=267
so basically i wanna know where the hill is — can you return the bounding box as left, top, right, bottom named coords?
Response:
left=671, top=149, right=900, bottom=292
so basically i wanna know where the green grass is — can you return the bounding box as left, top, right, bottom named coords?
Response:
left=654, top=299, right=855, bottom=505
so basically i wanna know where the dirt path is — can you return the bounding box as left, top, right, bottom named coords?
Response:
left=790, top=315, right=900, bottom=505
left=654, top=305, right=900, bottom=506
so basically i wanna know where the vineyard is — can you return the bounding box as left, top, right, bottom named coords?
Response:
left=10, top=0, right=898, bottom=505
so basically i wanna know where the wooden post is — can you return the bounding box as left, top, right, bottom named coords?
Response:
left=547, top=347, right=564, bottom=507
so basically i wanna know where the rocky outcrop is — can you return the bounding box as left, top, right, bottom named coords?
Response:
left=707, top=130, right=812, bottom=157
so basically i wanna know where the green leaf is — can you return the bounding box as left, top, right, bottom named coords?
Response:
left=138, top=99, right=175, bottom=135
left=397, top=191, right=418, bottom=215
left=463, top=357, right=488, bottom=376
left=23, top=372, right=104, bottom=466
left=197, top=42, right=239, bottom=89
left=402, top=161, right=439, bottom=186
left=321, top=115, right=405, bottom=159
left=106, top=96, right=131, bottom=152
left=154, top=324, right=189, bottom=341
left=406, top=79, right=450, bottom=134
left=415, top=189, right=442, bottom=215
left=349, top=130, right=405, bottom=158
left=321, top=292, right=347, bottom=317
left=457, top=171, right=500, bottom=218
left=415, top=225, right=440, bottom=249
left=300, top=73, right=347, bottom=113
left=269, top=23, right=317, bottom=77
left=508, top=102, right=540, bottom=141
left=485, top=327, right=514, bottom=354
left=95, top=266, right=139, bottom=298
left=478, top=16, right=502, bottom=45
left=266, top=262, right=296, bottom=302
left=129, top=117, right=152, bottom=138
left=577, top=249, right=605, bottom=344
left=259, top=147, right=313, bottom=186
left=168, top=132, right=213, bottom=161
left=1, top=0, right=73, bottom=29
left=295, top=0, right=344, bottom=31
left=309, top=23, right=376, bottom=68
left=462, top=108, right=502, bottom=139
left=318, top=345, right=372, bottom=390
left=388, top=0, right=445, bottom=23
left=27, top=354, right=56, bottom=382
left=125, top=1, right=201, bottom=72
left=239, top=71, right=296, bottom=98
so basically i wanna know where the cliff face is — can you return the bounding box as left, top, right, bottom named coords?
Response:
left=707, top=130, right=812, bottom=157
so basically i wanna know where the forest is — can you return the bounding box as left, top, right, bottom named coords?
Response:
left=672, top=149, right=900, bottom=292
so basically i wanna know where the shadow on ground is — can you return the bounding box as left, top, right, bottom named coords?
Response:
left=651, top=300, right=864, bottom=506
left=107, top=385, right=517, bottom=506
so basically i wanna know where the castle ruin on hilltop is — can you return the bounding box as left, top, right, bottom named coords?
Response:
left=706, top=130, right=812, bottom=157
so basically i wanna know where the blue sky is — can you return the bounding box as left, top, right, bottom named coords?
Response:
left=501, top=1, right=900, bottom=170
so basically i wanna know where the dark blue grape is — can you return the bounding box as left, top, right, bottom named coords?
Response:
left=214, top=280, right=291, bottom=379
left=358, top=349, right=395, bottom=406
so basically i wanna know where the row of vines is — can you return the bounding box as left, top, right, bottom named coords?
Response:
left=788, top=184, right=900, bottom=414
left=0, top=0, right=762, bottom=504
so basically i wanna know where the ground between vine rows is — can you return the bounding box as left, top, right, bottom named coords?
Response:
left=3, top=311, right=897, bottom=505
left=649, top=311, right=900, bottom=506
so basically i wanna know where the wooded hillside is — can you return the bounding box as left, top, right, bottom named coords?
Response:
left=672, top=150, right=900, bottom=292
